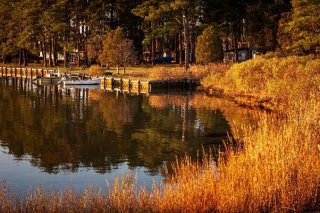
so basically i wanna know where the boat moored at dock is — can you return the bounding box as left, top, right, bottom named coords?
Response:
left=60, top=76, right=101, bottom=85
left=34, top=70, right=63, bottom=84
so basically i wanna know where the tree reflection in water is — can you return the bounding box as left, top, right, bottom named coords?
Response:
left=0, top=78, right=264, bottom=176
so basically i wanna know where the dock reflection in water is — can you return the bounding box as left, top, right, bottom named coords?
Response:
left=0, top=77, right=264, bottom=196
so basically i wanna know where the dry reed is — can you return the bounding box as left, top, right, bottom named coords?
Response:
left=202, top=56, right=320, bottom=110
left=1, top=57, right=320, bottom=212
left=1, top=98, right=319, bottom=212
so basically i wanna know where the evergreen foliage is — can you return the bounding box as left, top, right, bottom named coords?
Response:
left=196, top=26, right=223, bottom=63
left=0, top=0, right=317, bottom=67
left=284, top=0, right=320, bottom=54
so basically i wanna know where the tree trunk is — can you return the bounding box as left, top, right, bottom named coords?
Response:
left=23, top=49, right=28, bottom=66
left=52, top=38, right=56, bottom=66
left=64, top=49, right=68, bottom=68
left=19, top=49, right=22, bottom=66
left=84, top=42, right=88, bottom=66
left=36, top=42, right=40, bottom=64
left=49, top=38, right=52, bottom=67
left=123, top=65, right=126, bottom=75
left=2, top=54, right=6, bottom=64
left=151, top=37, right=155, bottom=66
left=40, top=41, right=44, bottom=65
left=225, top=24, right=229, bottom=51
left=182, top=10, right=190, bottom=73
left=174, top=33, right=177, bottom=63
left=179, top=30, right=182, bottom=65
left=43, top=40, right=47, bottom=67
left=234, top=31, right=238, bottom=63
left=77, top=52, right=80, bottom=67
left=116, top=64, right=120, bottom=74
left=189, top=32, right=195, bottom=63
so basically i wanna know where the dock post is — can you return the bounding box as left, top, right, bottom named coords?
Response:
left=30, top=68, right=33, bottom=78
left=128, top=79, right=131, bottom=91
left=25, top=68, right=28, bottom=78
left=41, top=69, right=44, bottom=77
left=5, top=67, right=7, bottom=77
left=122, top=79, right=131, bottom=91
left=14, top=67, right=17, bottom=77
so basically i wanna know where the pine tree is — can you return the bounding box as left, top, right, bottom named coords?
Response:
left=132, top=0, right=167, bottom=65
left=133, top=0, right=203, bottom=69
left=284, top=0, right=320, bottom=54
left=196, top=25, right=223, bottom=64
left=245, top=1, right=290, bottom=53
left=0, top=1, right=16, bottom=63
left=17, top=0, right=43, bottom=66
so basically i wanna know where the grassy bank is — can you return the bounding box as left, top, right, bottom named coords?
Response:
left=201, top=56, right=320, bottom=110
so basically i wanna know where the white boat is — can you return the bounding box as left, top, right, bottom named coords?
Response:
left=63, top=84, right=101, bottom=90
left=60, top=77, right=101, bottom=85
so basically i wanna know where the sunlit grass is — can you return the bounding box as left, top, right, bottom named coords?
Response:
left=1, top=98, right=319, bottom=212
left=1, top=56, right=320, bottom=212
left=201, top=56, right=320, bottom=110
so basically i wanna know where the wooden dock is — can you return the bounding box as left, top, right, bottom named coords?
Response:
left=101, top=77, right=198, bottom=93
left=0, top=66, right=56, bottom=79
left=102, top=77, right=152, bottom=93
left=0, top=66, right=199, bottom=93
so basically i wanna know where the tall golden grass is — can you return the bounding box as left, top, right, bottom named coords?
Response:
left=148, top=63, right=229, bottom=81
left=1, top=99, right=319, bottom=212
left=202, top=56, right=320, bottom=110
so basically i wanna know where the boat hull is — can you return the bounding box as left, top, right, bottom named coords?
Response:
left=63, top=84, right=101, bottom=90
left=40, top=77, right=62, bottom=84
left=63, top=78, right=101, bottom=85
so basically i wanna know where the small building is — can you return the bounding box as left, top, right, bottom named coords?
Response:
left=223, top=40, right=257, bottom=63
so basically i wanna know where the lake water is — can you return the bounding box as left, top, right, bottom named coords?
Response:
left=0, top=77, right=262, bottom=196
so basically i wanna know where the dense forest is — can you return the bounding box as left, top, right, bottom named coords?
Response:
left=0, top=0, right=318, bottom=67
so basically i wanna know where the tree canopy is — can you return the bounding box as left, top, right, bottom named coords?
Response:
left=283, top=0, right=320, bottom=54
left=196, top=25, right=223, bottom=64
left=100, top=27, right=136, bottom=74
left=0, top=0, right=317, bottom=67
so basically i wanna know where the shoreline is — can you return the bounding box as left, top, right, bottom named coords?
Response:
left=197, top=86, right=276, bottom=112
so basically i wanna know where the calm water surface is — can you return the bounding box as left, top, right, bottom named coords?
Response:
left=0, top=78, right=262, bottom=196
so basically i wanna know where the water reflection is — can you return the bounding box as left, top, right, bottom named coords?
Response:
left=0, top=77, right=265, bottom=194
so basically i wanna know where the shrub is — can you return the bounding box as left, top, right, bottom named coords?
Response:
left=87, top=65, right=104, bottom=77
left=196, top=25, right=223, bottom=64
